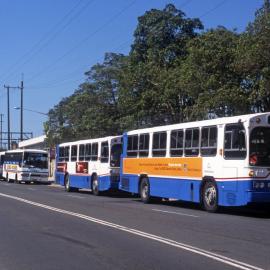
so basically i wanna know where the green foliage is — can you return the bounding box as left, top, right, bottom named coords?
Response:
left=44, top=2, right=270, bottom=146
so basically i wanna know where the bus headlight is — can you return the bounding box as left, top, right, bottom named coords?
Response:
left=253, top=181, right=267, bottom=190
left=260, top=182, right=265, bottom=189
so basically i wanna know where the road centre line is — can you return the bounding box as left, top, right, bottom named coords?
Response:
left=0, top=192, right=264, bottom=270
left=152, top=208, right=200, bottom=218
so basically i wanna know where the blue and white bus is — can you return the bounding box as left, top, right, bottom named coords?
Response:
left=56, top=136, right=122, bottom=194
left=119, top=113, right=270, bottom=212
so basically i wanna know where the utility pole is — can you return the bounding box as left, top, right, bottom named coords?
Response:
left=20, top=79, right=24, bottom=141
left=3, top=85, right=11, bottom=150
left=4, top=85, right=20, bottom=150
left=0, top=114, right=3, bottom=150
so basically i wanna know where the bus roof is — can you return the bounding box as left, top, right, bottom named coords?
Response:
left=4, top=149, right=47, bottom=154
left=58, top=135, right=122, bottom=147
left=125, top=112, right=270, bottom=135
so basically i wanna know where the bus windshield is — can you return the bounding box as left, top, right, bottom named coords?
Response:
left=110, top=144, right=122, bottom=167
left=249, top=127, right=270, bottom=166
left=23, top=152, right=48, bottom=169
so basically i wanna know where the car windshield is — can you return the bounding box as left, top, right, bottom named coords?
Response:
left=23, top=152, right=48, bottom=169
left=110, top=144, right=122, bottom=167
left=249, top=127, right=270, bottom=166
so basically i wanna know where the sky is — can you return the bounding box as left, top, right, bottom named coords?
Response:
left=0, top=0, right=265, bottom=144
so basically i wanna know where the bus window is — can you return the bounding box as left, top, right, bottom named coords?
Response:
left=64, top=146, right=70, bottom=162
left=127, top=135, right=138, bottom=157
left=139, top=133, right=149, bottom=157
left=23, top=152, right=48, bottom=169
left=101, top=141, right=109, bottom=163
left=85, top=143, right=91, bottom=161
left=91, top=143, right=98, bottom=161
left=201, top=126, right=217, bottom=156
left=79, top=144, right=85, bottom=161
left=185, top=128, right=199, bottom=156
left=249, top=127, right=270, bottom=166
left=170, top=129, right=183, bottom=157
left=224, top=123, right=246, bottom=159
left=59, top=147, right=64, bottom=162
left=71, top=145, right=77, bottom=161
left=152, top=132, right=167, bottom=157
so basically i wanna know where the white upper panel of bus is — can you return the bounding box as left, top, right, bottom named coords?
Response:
left=4, top=149, right=47, bottom=154
left=58, top=135, right=122, bottom=147
left=126, top=113, right=270, bottom=135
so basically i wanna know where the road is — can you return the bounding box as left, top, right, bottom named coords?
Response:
left=0, top=180, right=269, bottom=270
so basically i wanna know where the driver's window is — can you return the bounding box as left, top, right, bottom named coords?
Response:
left=224, top=123, right=246, bottom=159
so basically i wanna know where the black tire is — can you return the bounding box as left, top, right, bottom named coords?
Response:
left=202, top=181, right=218, bottom=212
left=14, top=174, right=19, bottom=184
left=91, top=175, right=100, bottom=196
left=6, top=174, right=11, bottom=183
left=64, top=174, right=72, bottom=192
left=140, top=178, right=151, bottom=203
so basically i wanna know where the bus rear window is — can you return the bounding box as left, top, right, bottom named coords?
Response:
left=250, top=127, right=270, bottom=166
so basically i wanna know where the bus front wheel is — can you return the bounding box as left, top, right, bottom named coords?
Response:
left=6, top=174, right=11, bottom=183
left=140, top=178, right=151, bottom=204
left=202, top=181, right=218, bottom=212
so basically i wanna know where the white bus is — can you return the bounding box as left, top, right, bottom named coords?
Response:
left=3, top=149, right=49, bottom=184
left=55, top=136, right=122, bottom=194
left=119, top=113, right=270, bottom=212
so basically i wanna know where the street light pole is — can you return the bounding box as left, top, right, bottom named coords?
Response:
left=20, top=80, right=24, bottom=141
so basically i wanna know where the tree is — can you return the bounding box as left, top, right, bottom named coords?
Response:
left=236, top=0, right=270, bottom=112
left=122, top=4, right=203, bottom=127
left=179, top=27, right=249, bottom=119
left=45, top=53, right=126, bottom=144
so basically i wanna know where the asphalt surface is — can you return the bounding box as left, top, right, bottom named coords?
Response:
left=0, top=180, right=269, bottom=270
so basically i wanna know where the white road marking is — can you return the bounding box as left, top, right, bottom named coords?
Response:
left=0, top=192, right=264, bottom=270
left=27, top=188, right=36, bottom=191
left=67, top=195, right=85, bottom=199
left=152, top=208, right=199, bottom=218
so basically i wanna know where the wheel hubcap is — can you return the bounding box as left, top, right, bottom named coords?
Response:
left=205, top=186, right=216, bottom=206
left=142, top=184, right=148, bottom=198
left=93, top=179, right=98, bottom=191
left=66, top=178, right=69, bottom=189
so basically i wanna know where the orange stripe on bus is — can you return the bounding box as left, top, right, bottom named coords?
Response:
left=123, top=157, right=202, bottom=178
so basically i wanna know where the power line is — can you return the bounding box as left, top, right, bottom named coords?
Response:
left=26, top=39, right=132, bottom=90
left=1, top=0, right=95, bottom=82
left=27, top=0, right=137, bottom=83
left=199, top=0, right=228, bottom=18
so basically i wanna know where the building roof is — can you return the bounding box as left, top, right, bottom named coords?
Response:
left=18, top=135, right=46, bottom=148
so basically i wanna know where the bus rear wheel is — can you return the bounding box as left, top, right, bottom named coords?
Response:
left=140, top=178, right=151, bottom=204
left=64, top=174, right=72, bottom=192
left=202, top=181, right=218, bottom=212
left=92, top=176, right=100, bottom=196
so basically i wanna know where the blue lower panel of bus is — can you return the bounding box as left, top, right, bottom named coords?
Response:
left=120, top=175, right=270, bottom=206
left=55, top=172, right=119, bottom=191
